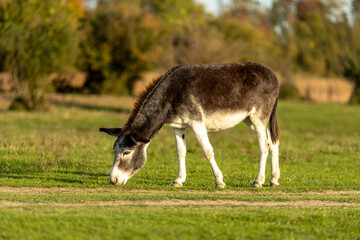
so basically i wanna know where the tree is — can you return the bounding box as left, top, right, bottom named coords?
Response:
left=79, top=0, right=163, bottom=94
left=342, top=0, right=360, bottom=103
left=0, top=0, right=81, bottom=110
left=214, top=1, right=281, bottom=67
left=295, top=0, right=349, bottom=75
left=271, top=0, right=346, bottom=75
left=141, top=0, right=215, bottom=67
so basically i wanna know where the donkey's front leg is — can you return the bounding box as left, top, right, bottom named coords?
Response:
left=171, top=128, right=187, bottom=187
left=191, top=122, right=226, bottom=188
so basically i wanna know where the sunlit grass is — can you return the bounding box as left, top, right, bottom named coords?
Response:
left=0, top=98, right=360, bottom=190
left=1, top=205, right=359, bottom=240
left=0, top=96, right=360, bottom=239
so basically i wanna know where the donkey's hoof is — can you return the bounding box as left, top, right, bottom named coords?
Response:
left=252, top=181, right=262, bottom=188
left=215, top=183, right=226, bottom=189
left=171, top=182, right=183, bottom=187
left=270, top=182, right=280, bottom=187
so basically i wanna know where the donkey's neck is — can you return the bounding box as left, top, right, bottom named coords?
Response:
left=123, top=68, right=178, bottom=139
left=130, top=95, right=171, bottom=139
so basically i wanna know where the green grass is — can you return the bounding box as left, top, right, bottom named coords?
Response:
left=1, top=206, right=359, bottom=240
left=0, top=101, right=359, bottom=190
left=1, top=97, right=360, bottom=239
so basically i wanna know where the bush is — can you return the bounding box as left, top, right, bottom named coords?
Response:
left=350, top=83, right=360, bottom=104
left=79, top=0, right=163, bottom=94
left=0, top=0, right=81, bottom=110
left=279, top=82, right=300, bottom=100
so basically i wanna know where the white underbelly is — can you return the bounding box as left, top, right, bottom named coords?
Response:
left=169, top=108, right=255, bottom=131
left=204, top=111, right=250, bottom=131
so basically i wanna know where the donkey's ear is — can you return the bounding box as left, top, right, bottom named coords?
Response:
left=99, top=128, right=122, bottom=137
left=131, top=131, right=150, bottom=144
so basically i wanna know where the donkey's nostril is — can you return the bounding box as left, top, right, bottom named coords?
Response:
left=110, top=176, right=119, bottom=185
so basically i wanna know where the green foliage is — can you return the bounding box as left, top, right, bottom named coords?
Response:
left=143, top=0, right=206, bottom=30
left=271, top=0, right=348, bottom=75
left=343, top=0, right=360, bottom=103
left=141, top=0, right=218, bottom=67
left=350, top=86, right=360, bottom=104
left=269, top=0, right=360, bottom=103
left=2, top=0, right=360, bottom=103
left=293, top=1, right=346, bottom=75
left=79, top=0, right=163, bottom=94
left=212, top=5, right=282, bottom=66
left=279, top=82, right=300, bottom=100
left=0, top=0, right=81, bottom=110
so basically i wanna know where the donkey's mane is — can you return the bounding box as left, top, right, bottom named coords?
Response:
left=123, top=65, right=182, bottom=133
left=123, top=74, right=164, bottom=132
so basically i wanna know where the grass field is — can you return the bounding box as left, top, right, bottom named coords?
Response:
left=0, top=94, right=360, bottom=239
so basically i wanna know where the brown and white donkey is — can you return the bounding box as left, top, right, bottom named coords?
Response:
left=100, top=61, right=280, bottom=188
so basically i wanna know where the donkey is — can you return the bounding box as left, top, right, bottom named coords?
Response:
left=100, top=61, right=280, bottom=188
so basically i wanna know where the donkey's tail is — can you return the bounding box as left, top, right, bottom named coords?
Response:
left=269, top=97, right=280, bottom=144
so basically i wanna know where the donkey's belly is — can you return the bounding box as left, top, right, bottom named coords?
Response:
left=204, top=110, right=251, bottom=132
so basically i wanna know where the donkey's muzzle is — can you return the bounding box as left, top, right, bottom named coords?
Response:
left=110, top=174, right=128, bottom=185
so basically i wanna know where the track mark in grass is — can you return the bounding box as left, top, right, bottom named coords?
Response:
left=2, top=187, right=359, bottom=206
left=1, top=187, right=360, bottom=195
left=1, top=199, right=360, bottom=207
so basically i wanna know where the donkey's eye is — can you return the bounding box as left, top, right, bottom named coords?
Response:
left=123, top=150, right=131, bottom=156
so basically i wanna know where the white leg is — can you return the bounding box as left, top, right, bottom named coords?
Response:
left=251, top=119, right=269, bottom=188
left=268, top=129, right=280, bottom=186
left=191, top=122, right=226, bottom=188
left=171, top=128, right=187, bottom=187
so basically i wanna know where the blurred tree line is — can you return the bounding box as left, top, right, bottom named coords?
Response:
left=1, top=0, right=360, bottom=110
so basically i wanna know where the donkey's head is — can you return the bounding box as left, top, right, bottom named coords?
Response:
left=100, top=128, right=150, bottom=185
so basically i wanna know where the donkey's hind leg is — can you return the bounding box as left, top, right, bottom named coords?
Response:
left=245, top=117, right=269, bottom=188
left=171, top=128, right=187, bottom=187
left=267, top=129, right=280, bottom=186
left=191, top=122, right=226, bottom=188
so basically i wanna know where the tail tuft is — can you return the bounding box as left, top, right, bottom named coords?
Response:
left=270, top=97, right=280, bottom=144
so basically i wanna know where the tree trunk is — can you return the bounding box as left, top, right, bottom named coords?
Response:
left=9, top=75, right=49, bottom=111
left=9, top=94, right=49, bottom=111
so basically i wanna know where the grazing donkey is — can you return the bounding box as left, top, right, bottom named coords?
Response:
left=100, top=61, right=280, bottom=188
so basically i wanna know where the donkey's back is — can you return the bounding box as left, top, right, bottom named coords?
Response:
left=170, top=62, right=279, bottom=110
left=166, top=62, right=279, bottom=134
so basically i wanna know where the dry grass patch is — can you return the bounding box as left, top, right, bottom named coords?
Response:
left=1, top=199, right=360, bottom=208
left=294, top=75, right=353, bottom=103
left=0, top=92, right=135, bottom=112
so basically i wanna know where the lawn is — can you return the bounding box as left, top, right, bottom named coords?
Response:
left=0, top=95, right=359, bottom=239
left=1, top=205, right=359, bottom=240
